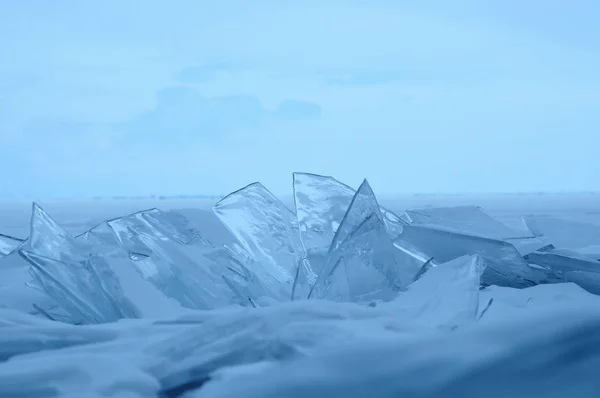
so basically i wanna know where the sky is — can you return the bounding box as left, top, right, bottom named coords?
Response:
left=1, top=0, right=599, bottom=199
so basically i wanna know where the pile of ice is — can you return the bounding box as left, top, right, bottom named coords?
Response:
left=1, top=172, right=600, bottom=397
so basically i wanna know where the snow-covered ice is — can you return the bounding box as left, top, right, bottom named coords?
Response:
left=1, top=173, right=600, bottom=397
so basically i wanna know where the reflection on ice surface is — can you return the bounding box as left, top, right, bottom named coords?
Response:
left=1, top=173, right=600, bottom=397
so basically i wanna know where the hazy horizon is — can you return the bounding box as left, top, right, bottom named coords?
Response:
left=2, top=0, right=598, bottom=199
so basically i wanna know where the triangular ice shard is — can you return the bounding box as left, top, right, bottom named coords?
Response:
left=310, top=213, right=408, bottom=303
left=522, top=215, right=600, bottom=249
left=292, top=173, right=407, bottom=261
left=405, top=206, right=531, bottom=239
left=213, top=182, right=308, bottom=301
left=396, top=225, right=545, bottom=288
left=330, top=179, right=383, bottom=253
left=387, top=255, right=485, bottom=330
left=506, top=237, right=553, bottom=256
left=18, top=251, right=139, bottom=324
left=27, top=202, right=89, bottom=260
left=0, top=233, right=24, bottom=257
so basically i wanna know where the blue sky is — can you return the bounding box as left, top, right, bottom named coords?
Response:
left=1, top=0, right=599, bottom=198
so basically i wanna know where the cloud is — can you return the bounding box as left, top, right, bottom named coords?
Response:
left=273, top=100, right=322, bottom=121
left=116, top=86, right=322, bottom=147
left=174, top=62, right=243, bottom=84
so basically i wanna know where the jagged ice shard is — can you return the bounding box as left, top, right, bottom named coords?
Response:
left=0, top=233, right=23, bottom=257
left=213, top=182, right=310, bottom=301
left=309, top=179, right=421, bottom=302
left=387, top=255, right=485, bottom=330
left=395, top=225, right=546, bottom=288
left=405, top=205, right=532, bottom=239
left=293, top=173, right=407, bottom=273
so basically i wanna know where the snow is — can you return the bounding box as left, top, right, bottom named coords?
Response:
left=1, top=174, right=600, bottom=396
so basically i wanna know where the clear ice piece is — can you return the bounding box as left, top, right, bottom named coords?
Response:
left=564, top=271, right=600, bottom=295
left=388, top=255, right=485, bottom=330
left=330, top=179, right=383, bottom=253
left=405, top=206, right=531, bottom=239
left=525, top=251, right=600, bottom=275
left=141, top=209, right=203, bottom=245
left=293, top=173, right=355, bottom=260
left=213, top=182, right=307, bottom=300
left=18, top=251, right=139, bottom=324
left=522, top=215, right=600, bottom=249
left=396, top=225, right=544, bottom=288
left=27, top=202, right=89, bottom=261
left=310, top=213, right=409, bottom=303
left=292, top=173, right=406, bottom=262
left=506, top=237, right=553, bottom=256
left=0, top=233, right=23, bottom=257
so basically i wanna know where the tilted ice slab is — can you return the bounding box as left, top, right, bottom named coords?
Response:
left=523, top=215, right=600, bottom=249
left=395, top=225, right=548, bottom=288
left=17, top=205, right=191, bottom=323
left=292, top=173, right=406, bottom=266
left=405, top=205, right=532, bottom=240
left=0, top=233, right=23, bottom=257
left=525, top=250, right=600, bottom=276
left=386, top=255, right=485, bottom=330
left=213, top=182, right=310, bottom=301
left=89, top=209, right=235, bottom=310
left=18, top=205, right=139, bottom=323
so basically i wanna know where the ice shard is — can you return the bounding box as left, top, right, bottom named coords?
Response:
left=506, top=237, right=553, bottom=256
left=525, top=250, right=600, bottom=275
left=405, top=206, right=531, bottom=239
left=26, top=202, right=89, bottom=261
left=396, top=225, right=545, bottom=288
left=330, top=179, right=383, bottom=252
left=564, top=271, right=600, bottom=295
left=141, top=209, right=202, bottom=245
left=293, top=173, right=356, bottom=261
left=310, top=213, right=409, bottom=303
left=102, top=210, right=235, bottom=309
left=388, top=255, right=485, bottom=330
left=293, top=173, right=407, bottom=265
left=0, top=233, right=23, bottom=257
left=213, top=182, right=308, bottom=301
left=18, top=251, right=139, bottom=324
left=522, top=215, right=600, bottom=249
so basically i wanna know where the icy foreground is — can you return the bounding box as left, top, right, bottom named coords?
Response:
left=1, top=173, right=600, bottom=397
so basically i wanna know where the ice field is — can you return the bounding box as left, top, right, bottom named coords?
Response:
left=1, top=172, right=600, bottom=397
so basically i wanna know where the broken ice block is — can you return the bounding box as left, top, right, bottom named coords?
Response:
left=522, top=215, right=600, bottom=249
left=564, top=271, right=600, bottom=295
left=0, top=233, right=23, bottom=257
left=310, top=213, right=410, bottom=303
left=329, top=179, right=384, bottom=253
left=26, top=202, right=90, bottom=261
left=18, top=251, right=139, bottom=324
left=213, top=182, right=308, bottom=300
left=525, top=251, right=600, bottom=275
left=405, top=206, right=531, bottom=239
left=293, top=173, right=355, bottom=262
left=506, top=237, right=553, bottom=256
left=292, top=173, right=406, bottom=267
left=396, top=225, right=544, bottom=288
left=388, top=255, right=485, bottom=330
left=141, top=209, right=202, bottom=245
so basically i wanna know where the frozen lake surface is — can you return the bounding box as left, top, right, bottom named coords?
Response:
left=1, top=174, right=600, bottom=397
